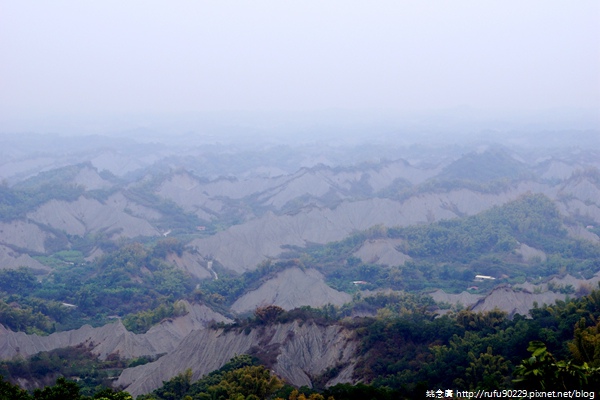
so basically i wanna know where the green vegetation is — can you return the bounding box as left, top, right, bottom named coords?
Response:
left=3, top=282, right=600, bottom=398
left=143, top=357, right=401, bottom=400
left=123, top=176, right=204, bottom=234
left=186, top=193, right=600, bottom=324
left=342, top=287, right=600, bottom=393
left=47, top=243, right=194, bottom=317
left=138, top=354, right=263, bottom=400
left=380, top=176, right=518, bottom=204
left=197, top=259, right=300, bottom=309
left=13, top=164, right=90, bottom=190
left=0, top=267, right=69, bottom=334
left=140, top=354, right=334, bottom=400
left=140, top=287, right=600, bottom=398
left=0, top=376, right=132, bottom=400
left=0, top=163, right=119, bottom=223
left=122, top=301, right=187, bottom=334
left=0, top=243, right=197, bottom=334
left=35, top=250, right=87, bottom=270
left=514, top=341, right=600, bottom=390
left=374, top=149, right=529, bottom=204
left=393, top=193, right=565, bottom=261
left=0, top=298, right=56, bottom=334
left=0, top=267, right=39, bottom=294
left=2, top=167, right=600, bottom=397
left=0, top=345, right=125, bottom=394
left=277, top=194, right=600, bottom=294
left=0, top=182, right=84, bottom=221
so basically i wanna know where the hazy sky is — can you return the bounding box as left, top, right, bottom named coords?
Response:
left=1, top=1, right=599, bottom=129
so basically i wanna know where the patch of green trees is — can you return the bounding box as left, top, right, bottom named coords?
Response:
left=0, top=182, right=84, bottom=221
left=282, top=194, right=600, bottom=294
left=0, top=242, right=196, bottom=334
left=0, top=376, right=131, bottom=400
left=4, top=287, right=600, bottom=398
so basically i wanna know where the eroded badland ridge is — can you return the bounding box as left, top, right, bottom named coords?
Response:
left=1, top=135, right=600, bottom=395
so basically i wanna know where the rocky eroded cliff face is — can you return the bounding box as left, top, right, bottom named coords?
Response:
left=116, top=320, right=357, bottom=397
left=2, top=150, right=599, bottom=276
left=231, top=268, right=352, bottom=313
left=0, top=301, right=357, bottom=397
left=430, top=273, right=600, bottom=317
left=188, top=178, right=600, bottom=273
left=1, top=145, right=600, bottom=395
left=0, top=302, right=229, bottom=361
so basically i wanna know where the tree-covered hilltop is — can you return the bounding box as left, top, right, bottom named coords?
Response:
left=280, top=193, right=600, bottom=293
left=0, top=240, right=196, bottom=334
left=394, top=193, right=565, bottom=261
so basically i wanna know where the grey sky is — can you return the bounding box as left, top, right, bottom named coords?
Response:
left=1, top=1, right=599, bottom=127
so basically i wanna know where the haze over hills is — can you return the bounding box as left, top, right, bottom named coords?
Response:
left=1, top=135, right=599, bottom=273
left=1, top=133, right=600, bottom=298
left=1, top=131, right=600, bottom=395
left=1, top=0, right=598, bottom=395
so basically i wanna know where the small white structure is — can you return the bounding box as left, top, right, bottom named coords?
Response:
left=475, top=275, right=496, bottom=281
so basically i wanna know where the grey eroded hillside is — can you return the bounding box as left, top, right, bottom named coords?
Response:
left=1, top=141, right=599, bottom=281
left=3, top=143, right=599, bottom=271
left=0, top=302, right=230, bottom=362
left=1, top=135, right=600, bottom=395
left=115, top=320, right=357, bottom=397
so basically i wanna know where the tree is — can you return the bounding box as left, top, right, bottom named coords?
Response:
left=0, top=267, right=38, bottom=294
left=208, top=365, right=283, bottom=399
left=458, top=346, right=509, bottom=390
left=569, top=318, right=600, bottom=368
left=254, top=305, right=285, bottom=324
left=93, top=388, right=133, bottom=400
left=0, top=375, right=31, bottom=400
left=514, top=341, right=600, bottom=390
left=152, top=369, right=192, bottom=400
left=32, top=377, right=81, bottom=400
left=286, top=390, right=327, bottom=400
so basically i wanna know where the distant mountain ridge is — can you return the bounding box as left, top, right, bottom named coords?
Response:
left=1, top=140, right=600, bottom=395
left=0, top=147, right=598, bottom=272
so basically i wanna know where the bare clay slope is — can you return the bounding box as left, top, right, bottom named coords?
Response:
left=231, top=268, right=352, bottom=313
left=431, top=273, right=600, bottom=317
left=0, top=244, right=48, bottom=271
left=27, top=193, right=160, bottom=238
left=353, top=238, right=411, bottom=266
left=187, top=164, right=600, bottom=272
left=4, top=149, right=599, bottom=272
left=116, top=321, right=357, bottom=397
left=0, top=302, right=230, bottom=361
left=187, top=184, right=543, bottom=272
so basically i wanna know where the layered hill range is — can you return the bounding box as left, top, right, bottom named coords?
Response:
left=2, top=142, right=600, bottom=394
left=0, top=302, right=356, bottom=396
left=2, top=145, right=599, bottom=276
